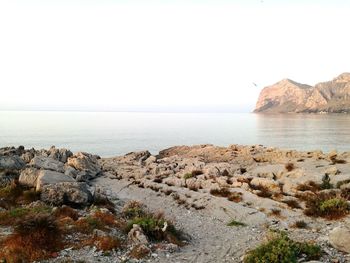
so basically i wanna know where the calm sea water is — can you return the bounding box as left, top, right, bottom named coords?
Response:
left=1, top=111, right=350, bottom=157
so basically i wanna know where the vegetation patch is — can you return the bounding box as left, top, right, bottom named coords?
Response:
left=227, top=219, right=246, bottom=227
left=296, top=181, right=320, bottom=193
left=244, top=231, right=321, bottom=263
left=304, top=191, right=349, bottom=219
left=285, top=162, right=295, bottom=172
left=293, top=220, right=308, bottom=229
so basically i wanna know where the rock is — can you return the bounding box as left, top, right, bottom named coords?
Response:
left=21, top=151, right=35, bottom=163
left=144, top=156, right=157, bottom=166
left=329, top=226, right=350, bottom=253
left=46, top=146, right=73, bottom=163
left=20, top=168, right=75, bottom=190
left=328, top=150, right=338, bottom=161
left=0, top=146, right=25, bottom=156
left=254, top=73, right=350, bottom=113
left=129, top=244, right=151, bottom=259
left=250, top=177, right=281, bottom=193
left=128, top=224, right=149, bottom=245
left=325, top=165, right=339, bottom=176
left=64, top=166, right=78, bottom=178
left=30, top=156, right=65, bottom=173
left=122, top=151, right=151, bottom=165
left=0, top=155, right=25, bottom=171
left=40, top=182, right=92, bottom=206
left=36, top=170, right=75, bottom=190
left=67, top=152, right=101, bottom=177
left=19, top=168, right=41, bottom=187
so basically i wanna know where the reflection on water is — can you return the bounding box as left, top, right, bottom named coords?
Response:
left=0, top=111, right=349, bottom=156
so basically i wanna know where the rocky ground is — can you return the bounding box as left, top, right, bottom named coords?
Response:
left=1, top=144, right=350, bottom=262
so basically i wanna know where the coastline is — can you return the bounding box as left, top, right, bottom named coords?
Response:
left=1, top=144, right=350, bottom=262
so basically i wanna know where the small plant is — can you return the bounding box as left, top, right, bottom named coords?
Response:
left=183, top=173, right=193, bottom=180
left=122, top=201, right=146, bottom=219
left=227, top=219, right=246, bottom=227
left=244, top=231, right=321, bottom=263
left=53, top=206, right=79, bottom=221
left=331, top=158, right=347, bottom=164
left=285, top=162, right=295, bottom=172
left=227, top=191, right=243, bottom=203
left=184, top=170, right=203, bottom=180
left=304, top=191, right=349, bottom=219
left=269, top=208, right=281, bottom=217
left=320, top=174, right=333, bottom=190
left=293, top=220, right=307, bottom=228
left=296, top=181, right=320, bottom=193
left=282, top=199, right=301, bottom=209
left=82, top=236, right=121, bottom=251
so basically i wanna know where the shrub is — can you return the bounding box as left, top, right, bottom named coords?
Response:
left=244, top=231, right=321, bottom=263
left=122, top=201, right=146, bottom=219
left=82, top=236, right=121, bottom=251
left=296, top=181, right=320, bottom=192
left=0, top=213, right=62, bottom=262
left=304, top=191, right=349, bottom=219
left=0, top=205, right=52, bottom=226
left=210, top=188, right=242, bottom=202
left=320, top=174, right=333, bottom=190
left=293, top=220, right=307, bottom=228
left=227, top=191, right=243, bottom=203
left=269, top=208, right=281, bottom=217
left=285, top=163, right=295, bottom=172
left=93, top=196, right=116, bottom=214
left=126, top=212, right=183, bottom=245
left=184, top=170, right=203, bottom=179
left=53, top=206, right=79, bottom=221
left=227, top=219, right=246, bottom=227
left=282, top=199, right=301, bottom=209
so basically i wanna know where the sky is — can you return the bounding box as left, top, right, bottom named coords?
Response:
left=1, top=0, right=350, bottom=112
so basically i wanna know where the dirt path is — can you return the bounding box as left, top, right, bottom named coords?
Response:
left=94, top=177, right=267, bottom=263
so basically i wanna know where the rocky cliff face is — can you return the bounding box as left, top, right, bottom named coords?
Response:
left=254, top=73, right=350, bottom=113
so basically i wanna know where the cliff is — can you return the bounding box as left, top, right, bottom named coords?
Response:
left=254, top=73, right=350, bottom=113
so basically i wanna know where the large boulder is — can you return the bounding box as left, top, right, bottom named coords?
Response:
left=250, top=177, right=281, bottom=194
left=30, top=156, right=65, bottom=173
left=0, top=155, right=25, bottom=171
left=46, top=146, right=73, bottom=163
left=19, top=168, right=75, bottom=190
left=329, top=225, right=350, bottom=253
left=128, top=224, right=149, bottom=245
left=67, top=152, right=101, bottom=178
left=40, top=182, right=92, bottom=206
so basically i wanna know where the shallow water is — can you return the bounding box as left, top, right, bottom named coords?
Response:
left=1, top=111, right=350, bottom=156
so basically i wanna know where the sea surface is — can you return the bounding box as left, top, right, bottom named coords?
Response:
left=1, top=111, right=350, bottom=157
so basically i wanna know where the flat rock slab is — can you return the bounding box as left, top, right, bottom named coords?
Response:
left=0, top=155, right=25, bottom=170
left=30, top=156, right=65, bottom=173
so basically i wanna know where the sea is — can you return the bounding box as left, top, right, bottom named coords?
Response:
left=1, top=111, right=350, bottom=157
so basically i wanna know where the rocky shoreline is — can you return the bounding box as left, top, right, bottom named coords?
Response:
left=1, top=144, right=350, bottom=262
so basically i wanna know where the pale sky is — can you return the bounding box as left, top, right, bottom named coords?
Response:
left=1, top=0, right=350, bottom=112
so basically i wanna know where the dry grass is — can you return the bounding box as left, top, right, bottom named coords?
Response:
left=269, top=208, right=281, bottom=217
left=0, top=213, right=62, bottom=262
left=282, top=199, right=301, bottom=209
left=296, top=181, right=320, bottom=193
left=82, top=236, right=121, bottom=251
left=293, top=220, right=308, bottom=229
left=53, top=206, right=79, bottom=221
left=210, top=188, right=243, bottom=202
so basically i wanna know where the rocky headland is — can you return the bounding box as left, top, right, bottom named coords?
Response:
left=254, top=73, right=350, bottom=113
left=1, top=144, right=350, bottom=262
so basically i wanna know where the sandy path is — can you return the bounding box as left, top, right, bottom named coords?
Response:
left=94, top=177, right=266, bottom=263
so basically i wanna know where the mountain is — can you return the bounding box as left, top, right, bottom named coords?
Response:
left=254, top=73, right=350, bottom=113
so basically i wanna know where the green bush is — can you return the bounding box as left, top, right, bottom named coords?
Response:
left=244, top=231, right=321, bottom=263
left=227, top=219, right=246, bottom=227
